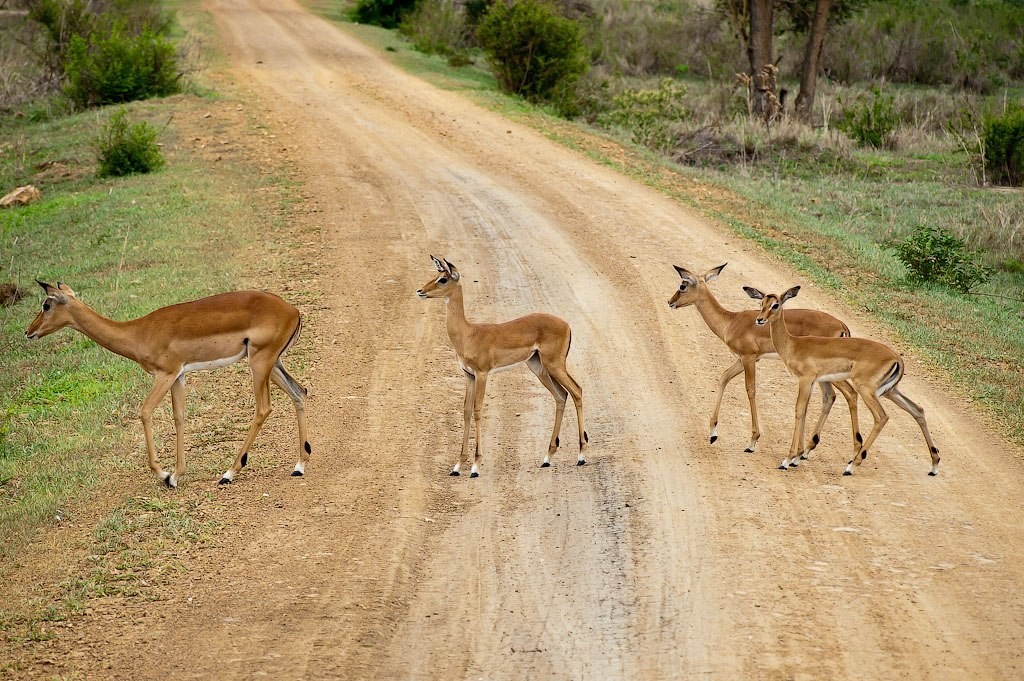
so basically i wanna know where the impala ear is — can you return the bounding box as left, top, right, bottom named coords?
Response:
left=780, top=286, right=801, bottom=304
left=37, top=280, right=67, bottom=304
left=704, top=263, right=728, bottom=283
left=445, top=260, right=460, bottom=281
left=743, top=286, right=764, bottom=300
left=56, top=282, right=77, bottom=298
left=430, top=255, right=446, bottom=273
left=672, top=265, right=690, bottom=279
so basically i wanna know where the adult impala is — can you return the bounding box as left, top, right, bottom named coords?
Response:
left=668, top=263, right=859, bottom=458
left=746, top=285, right=940, bottom=476
left=417, top=256, right=587, bottom=477
left=25, top=282, right=311, bottom=487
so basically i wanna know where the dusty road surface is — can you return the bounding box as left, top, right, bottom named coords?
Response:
left=13, top=0, right=1024, bottom=678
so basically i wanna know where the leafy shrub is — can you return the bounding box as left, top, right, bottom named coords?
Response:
left=597, top=78, right=690, bottom=151
left=95, top=108, right=164, bottom=177
left=476, top=0, right=587, bottom=111
left=838, top=87, right=899, bottom=148
left=64, top=21, right=180, bottom=110
left=352, top=0, right=419, bottom=29
left=983, top=108, right=1024, bottom=187
left=892, top=224, right=993, bottom=293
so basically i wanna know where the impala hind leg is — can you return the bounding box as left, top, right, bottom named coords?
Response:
left=451, top=371, right=475, bottom=476
left=544, top=361, right=586, bottom=465
left=271, top=361, right=310, bottom=477
left=781, top=379, right=814, bottom=469
left=140, top=372, right=179, bottom=487
left=527, top=354, right=568, bottom=467
left=468, top=370, right=489, bottom=477
left=885, top=387, right=940, bottom=476
left=220, top=358, right=275, bottom=484
left=844, top=389, right=889, bottom=476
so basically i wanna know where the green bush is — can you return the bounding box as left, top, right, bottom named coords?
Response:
left=597, top=78, right=690, bottom=152
left=983, top=108, right=1024, bottom=187
left=352, top=0, right=419, bottom=29
left=476, top=0, right=587, bottom=111
left=892, top=224, right=993, bottom=293
left=63, top=21, right=181, bottom=110
left=95, top=108, right=164, bottom=177
left=838, top=87, right=899, bottom=148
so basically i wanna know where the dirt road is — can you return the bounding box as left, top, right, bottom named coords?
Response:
left=20, top=0, right=1024, bottom=678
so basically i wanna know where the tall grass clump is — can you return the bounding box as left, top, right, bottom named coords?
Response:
left=400, top=0, right=471, bottom=58
left=892, top=224, right=994, bottom=293
left=838, top=87, right=899, bottom=148
left=95, top=108, right=164, bottom=177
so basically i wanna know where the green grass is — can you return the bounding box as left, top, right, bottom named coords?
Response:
left=0, top=91, right=280, bottom=563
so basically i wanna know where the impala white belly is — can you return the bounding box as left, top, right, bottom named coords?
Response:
left=817, top=371, right=851, bottom=383
left=183, top=348, right=247, bottom=373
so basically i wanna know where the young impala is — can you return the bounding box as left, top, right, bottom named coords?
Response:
left=417, top=256, right=587, bottom=477
left=668, top=263, right=859, bottom=458
left=25, top=282, right=311, bottom=487
left=746, top=285, right=940, bottom=476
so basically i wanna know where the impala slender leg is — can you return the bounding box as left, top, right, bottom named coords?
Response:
left=470, top=370, right=489, bottom=478
left=140, top=373, right=179, bottom=486
left=830, top=379, right=862, bottom=460
left=885, top=387, right=940, bottom=475
left=803, top=381, right=836, bottom=459
left=545, top=362, right=586, bottom=465
left=709, top=358, right=744, bottom=447
left=271, top=362, right=310, bottom=476
left=783, top=379, right=814, bottom=469
left=452, top=371, right=474, bottom=476
left=528, top=354, right=567, bottom=468
left=167, top=376, right=187, bottom=488
left=220, top=358, right=274, bottom=484
left=741, top=357, right=760, bottom=453
left=844, top=389, right=889, bottom=476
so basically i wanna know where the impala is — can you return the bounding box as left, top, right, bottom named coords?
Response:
left=668, top=263, right=859, bottom=458
left=746, top=285, right=940, bottom=476
left=417, top=256, right=587, bottom=477
left=25, top=282, right=311, bottom=487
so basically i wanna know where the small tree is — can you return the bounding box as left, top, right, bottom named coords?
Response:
left=95, top=108, right=164, bottom=177
left=476, top=0, right=587, bottom=110
left=984, top=108, right=1024, bottom=187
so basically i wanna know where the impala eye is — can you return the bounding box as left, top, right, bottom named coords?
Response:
left=42, top=303, right=51, bottom=312
left=771, top=303, right=779, bottom=310
left=438, top=277, right=448, bottom=284
left=678, top=284, right=687, bottom=292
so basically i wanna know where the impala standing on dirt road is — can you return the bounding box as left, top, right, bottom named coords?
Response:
left=417, top=256, right=587, bottom=477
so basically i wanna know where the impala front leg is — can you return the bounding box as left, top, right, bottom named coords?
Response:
left=709, top=358, right=744, bottom=447
left=140, top=373, right=179, bottom=487
left=782, top=379, right=814, bottom=470
left=451, top=370, right=475, bottom=476
left=741, top=357, right=760, bottom=453
left=469, top=370, right=489, bottom=478
left=168, top=376, right=187, bottom=488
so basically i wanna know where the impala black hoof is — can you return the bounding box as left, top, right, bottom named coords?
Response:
left=709, top=435, right=718, bottom=444
left=541, top=462, right=551, bottom=468
left=470, top=471, right=479, bottom=478
left=744, top=447, right=754, bottom=454
left=843, top=470, right=852, bottom=476
left=576, top=459, right=586, bottom=466
left=291, top=470, right=304, bottom=476
left=449, top=470, right=460, bottom=477
left=218, top=477, right=232, bottom=485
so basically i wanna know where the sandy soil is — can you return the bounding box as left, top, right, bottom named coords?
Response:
left=6, top=0, right=1024, bottom=678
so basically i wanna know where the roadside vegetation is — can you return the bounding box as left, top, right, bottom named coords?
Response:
left=344, top=0, right=1024, bottom=442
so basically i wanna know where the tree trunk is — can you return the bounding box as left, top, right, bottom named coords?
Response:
left=794, top=0, right=833, bottom=122
left=747, top=0, right=774, bottom=115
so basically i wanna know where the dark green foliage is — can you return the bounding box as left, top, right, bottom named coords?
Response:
left=983, top=108, right=1024, bottom=187
left=476, top=0, right=587, bottom=110
left=838, top=87, right=898, bottom=148
left=352, top=0, right=419, bottom=29
left=893, top=225, right=994, bottom=293
left=95, top=108, right=164, bottom=177
left=597, top=78, right=690, bottom=151
left=27, top=0, right=97, bottom=75
left=63, top=21, right=180, bottom=110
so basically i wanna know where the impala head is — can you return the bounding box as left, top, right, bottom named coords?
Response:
left=417, top=255, right=461, bottom=299
left=668, top=263, right=727, bottom=309
left=25, top=281, right=79, bottom=340
left=745, top=285, right=800, bottom=326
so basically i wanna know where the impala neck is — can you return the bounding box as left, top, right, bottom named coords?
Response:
left=693, top=286, right=737, bottom=343
left=444, top=282, right=472, bottom=356
left=68, top=300, right=142, bottom=364
left=767, top=310, right=794, bottom=360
